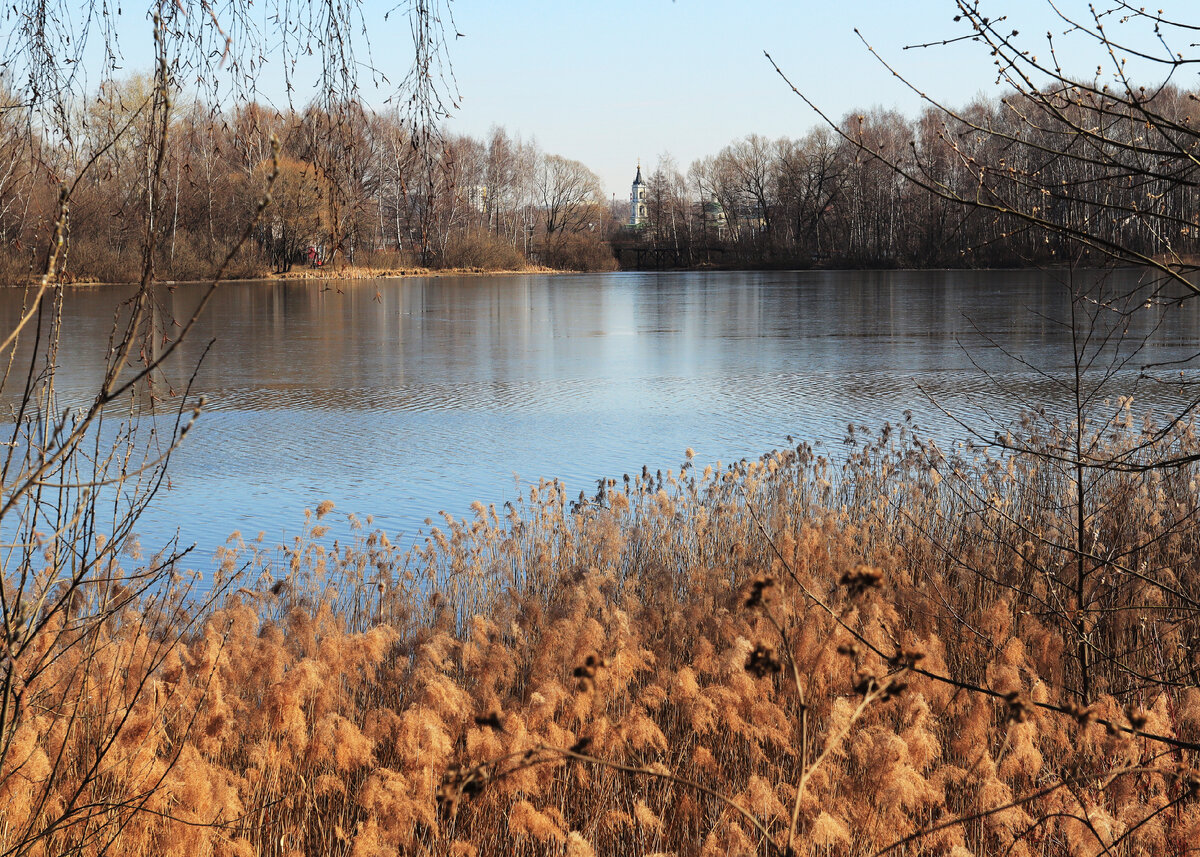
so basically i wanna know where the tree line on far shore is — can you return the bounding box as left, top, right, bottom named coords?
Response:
left=2, top=76, right=1198, bottom=282
left=634, top=83, right=1200, bottom=269
left=0, top=78, right=618, bottom=283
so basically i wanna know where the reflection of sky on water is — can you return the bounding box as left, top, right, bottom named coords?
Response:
left=2, top=269, right=1197, bottom=569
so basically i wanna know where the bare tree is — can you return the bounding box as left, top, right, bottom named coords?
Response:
left=713, top=134, right=777, bottom=249
left=0, top=2, right=456, bottom=852
left=645, top=153, right=690, bottom=254
left=772, top=2, right=1200, bottom=287
left=536, top=154, right=604, bottom=240
left=774, top=127, right=847, bottom=260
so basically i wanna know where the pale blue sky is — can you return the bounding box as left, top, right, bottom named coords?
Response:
left=404, top=0, right=1200, bottom=196
left=69, top=0, right=1200, bottom=196
left=442, top=0, right=990, bottom=195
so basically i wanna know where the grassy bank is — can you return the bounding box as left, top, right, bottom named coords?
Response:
left=13, top=263, right=566, bottom=288
left=4, top=420, right=1200, bottom=857
left=268, top=264, right=560, bottom=281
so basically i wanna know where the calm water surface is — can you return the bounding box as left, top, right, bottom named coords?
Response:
left=6, top=269, right=1199, bottom=566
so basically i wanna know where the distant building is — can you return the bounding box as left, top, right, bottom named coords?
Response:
left=702, top=198, right=727, bottom=238
left=467, top=185, right=488, bottom=214
left=629, top=161, right=647, bottom=227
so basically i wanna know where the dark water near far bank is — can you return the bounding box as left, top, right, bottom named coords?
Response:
left=4, top=268, right=1198, bottom=567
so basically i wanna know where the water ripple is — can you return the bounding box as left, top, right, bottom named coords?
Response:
left=1, top=269, right=1196, bottom=568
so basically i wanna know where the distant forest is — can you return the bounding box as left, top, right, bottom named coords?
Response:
left=626, top=86, right=1200, bottom=270
left=2, top=78, right=1198, bottom=281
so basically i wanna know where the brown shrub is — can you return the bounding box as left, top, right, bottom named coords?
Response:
left=544, top=231, right=617, bottom=271
left=441, top=230, right=528, bottom=270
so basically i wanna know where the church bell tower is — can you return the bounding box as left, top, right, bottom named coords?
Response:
left=630, top=160, right=647, bottom=227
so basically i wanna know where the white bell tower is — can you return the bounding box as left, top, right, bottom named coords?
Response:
left=629, top=160, right=647, bottom=227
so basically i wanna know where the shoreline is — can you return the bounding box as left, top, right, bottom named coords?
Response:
left=267, top=263, right=562, bottom=281
left=11, top=261, right=1160, bottom=289
left=30, top=264, right=564, bottom=289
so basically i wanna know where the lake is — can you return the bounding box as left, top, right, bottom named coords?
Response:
left=4, top=268, right=1198, bottom=567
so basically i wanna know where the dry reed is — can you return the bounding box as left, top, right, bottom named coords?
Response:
left=5, top=417, right=1200, bottom=857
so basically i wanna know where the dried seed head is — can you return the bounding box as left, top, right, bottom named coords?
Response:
left=853, top=674, right=880, bottom=696
left=573, top=656, right=606, bottom=692
left=745, top=644, right=782, bottom=678
left=462, top=772, right=488, bottom=797
left=474, top=711, right=503, bottom=731
left=888, top=647, right=926, bottom=669
left=744, top=575, right=777, bottom=609
left=573, top=655, right=606, bottom=678
left=839, top=565, right=883, bottom=597
left=1004, top=690, right=1032, bottom=723
left=1126, top=706, right=1148, bottom=729
left=438, top=763, right=491, bottom=813
left=1064, top=701, right=1095, bottom=725
left=836, top=642, right=860, bottom=660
